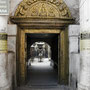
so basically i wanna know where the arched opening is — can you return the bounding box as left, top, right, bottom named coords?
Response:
left=26, top=34, right=59, bottom=86
left=28, top=42, right=51, bottom=63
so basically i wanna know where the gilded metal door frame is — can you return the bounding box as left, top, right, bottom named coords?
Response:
left=11, top=0, right=73, bottom=86
left=17, top=29, right=69, bottom=85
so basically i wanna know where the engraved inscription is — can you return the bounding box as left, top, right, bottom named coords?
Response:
left=0, top=0, right=9, bottom=15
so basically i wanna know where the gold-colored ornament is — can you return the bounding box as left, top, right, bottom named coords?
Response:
left=39, top=4, right=47, bottom=17
left=14, top=0, right=71, bottom=18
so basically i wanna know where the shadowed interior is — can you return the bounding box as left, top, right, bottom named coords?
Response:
left=26, top=34, right=59, bottom=86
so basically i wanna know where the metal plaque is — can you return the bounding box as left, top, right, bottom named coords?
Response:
left=80, top=33, right=90, bottom=51
left=81, top=33, right=90, bottom=40
left=0, top=0, right=9, bottom=15
left=0, top=33, right=7, bottom=53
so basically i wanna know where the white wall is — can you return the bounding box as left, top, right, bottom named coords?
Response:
left=10, top=0, right=22, bottom=15
left=80, top=0, right=90, bottom=31
left=7, top=25, right=17, bottom=89
left=64, top=0, right=79, bottom=23
left=68, top=25, right=80, bottom=90
left=78, top=0, right=90, bottom=90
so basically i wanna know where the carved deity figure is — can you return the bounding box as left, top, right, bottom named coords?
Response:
left=14, top=0, right=71, bottom=18
left=48, top=8, right=55, bottom=17
left=39, top=4, right=47, bottom=17
left=31, top=7, right=38, bottom=16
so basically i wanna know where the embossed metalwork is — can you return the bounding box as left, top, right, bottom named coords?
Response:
left=60, top=29, right=69, bottom=84
left=17, top=29, right=69, bottom=85
left=14, top=0, right=71, bottom=18
left=10, top=17, right=74, bottom=29
left=0, top=33, right=7, bottom=53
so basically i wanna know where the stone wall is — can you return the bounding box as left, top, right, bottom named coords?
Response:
left=7, top=25, right=17, bottom=89
left=78, top=0, right=90, bottom=90
left=0, top=16, right=10, bottom=90
left=68, top=25, right=80, bottom=90
left=63, top=0, right=79, bottom=23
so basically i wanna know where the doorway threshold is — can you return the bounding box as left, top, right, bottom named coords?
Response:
left=15, top=85, right=73, bottom=90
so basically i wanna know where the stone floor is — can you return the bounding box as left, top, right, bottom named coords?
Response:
left=27, top=58, right=58, bottom=86
left=15, top=85, right=73, bottom=90
left=15, top=58, right=73, bottom=90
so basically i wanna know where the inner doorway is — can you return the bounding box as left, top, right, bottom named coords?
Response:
left=26, top=34, right=59, bottom=86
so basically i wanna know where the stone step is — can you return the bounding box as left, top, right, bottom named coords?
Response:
left=15, top=85, right=73, bottom=90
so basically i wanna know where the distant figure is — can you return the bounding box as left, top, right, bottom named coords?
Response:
left=28, top=59, right=31, bottom=67
left=38, top=53, right=42, bottom=62
left=38, top=50, right=43, bottom=62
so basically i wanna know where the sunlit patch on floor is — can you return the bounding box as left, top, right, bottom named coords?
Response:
left=27, top=58, right=58, bottom=86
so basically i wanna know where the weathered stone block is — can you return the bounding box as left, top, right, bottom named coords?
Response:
left=69, top=53, right=80, bottom=89
left=69, top=54, right=80, bottom=74
left=8, top=52, right=16, bottom=89
left=0, top=54, right=8, bottom=88
left=68, top=25, right=80, bottom=36
left=8, top=37, right=16, bottom=52
left=69, top=37, right=79, bottom=53
left=7, top=25, right=17, bottom=35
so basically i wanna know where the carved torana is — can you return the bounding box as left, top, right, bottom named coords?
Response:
left=14, top=0, right=71, bottom=18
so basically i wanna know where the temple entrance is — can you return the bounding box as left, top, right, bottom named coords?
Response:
left=27, top=40, right=58, bottom=86
left=15, top=29, right=69, bottom=86
left=10, top=0, right=74, bottom=86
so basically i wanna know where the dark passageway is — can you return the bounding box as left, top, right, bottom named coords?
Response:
left=26, top=34, right=59, bottom=86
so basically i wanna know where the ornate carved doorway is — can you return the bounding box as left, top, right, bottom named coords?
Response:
left=10, top=0, right=74, bottom=86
